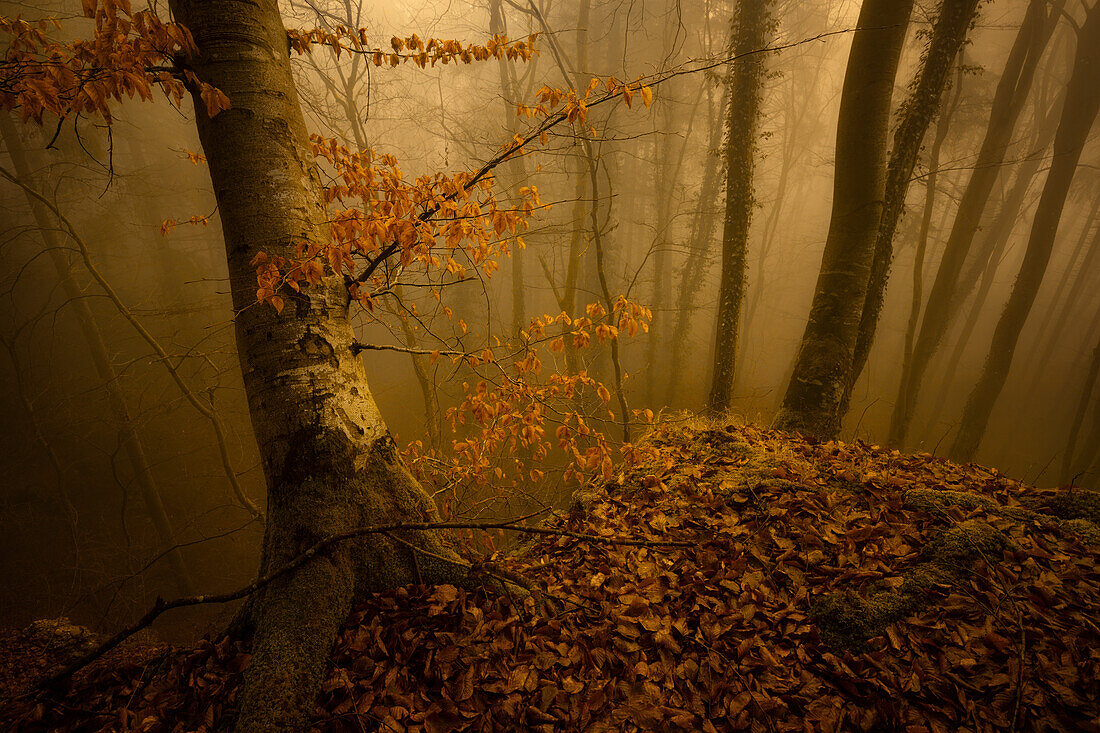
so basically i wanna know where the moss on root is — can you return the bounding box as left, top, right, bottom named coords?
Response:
left=906, top=487, right=1099, bottom=545
left=812, top=520, right=1009, bottom=651
left=1041, top=488, right=1100, bottom=524
left=904, top=488, right=1000, bottom=514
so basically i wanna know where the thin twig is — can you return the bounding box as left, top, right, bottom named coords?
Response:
left=35, top=512, right=693, bottom=690
left=0, top=166, right=263, bottom=522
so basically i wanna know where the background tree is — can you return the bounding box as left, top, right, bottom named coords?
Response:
left=706, top=0, right=774, bottom=414
left=950, top=0, right=1100, bottom=462
left=772, top=0, right=915, bottom=439
left=887, top=0, right=1065, bottom=447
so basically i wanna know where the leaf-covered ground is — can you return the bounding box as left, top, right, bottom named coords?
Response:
left=3, top=421, right=1099, bottom=731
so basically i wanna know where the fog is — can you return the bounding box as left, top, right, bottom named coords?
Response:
left=1, top=0, right=1097, bottom=638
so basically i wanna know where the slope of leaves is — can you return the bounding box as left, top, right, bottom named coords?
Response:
left=4, top=421, right=1099, bottom=731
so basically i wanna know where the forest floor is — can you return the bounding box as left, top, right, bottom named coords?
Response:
left=2, top=419, right=1099, bottom=731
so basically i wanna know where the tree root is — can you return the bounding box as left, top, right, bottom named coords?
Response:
left=812, top=487, right=1099, bottom=651
left=812, top=519, right=1011, bottom=651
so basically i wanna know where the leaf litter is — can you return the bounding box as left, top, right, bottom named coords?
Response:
left=3, top=421, right=1098, bottom=731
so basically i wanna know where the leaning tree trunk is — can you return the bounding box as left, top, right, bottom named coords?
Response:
left=950, top=1, right=1100, bottom=462
left=1024, top=199, right=1100, bottom=380
left=840, top=0, right=982, bottom=419
left=166, top=1, right=472, bottom=729
left=1065, top=303, right=1100, bottom=481
left=890, top=59, right=966, bottom=421
left=771, top=0, right=914, bottom=439
left=886, top=0, right=1064, bottom=447
left=706, top=0, right=774, bottom=414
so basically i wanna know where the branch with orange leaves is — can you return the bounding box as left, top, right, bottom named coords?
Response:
left=0, top=5, right=230, bottom=125
left=287, top=29, right=539, bottom=67
left=330, top=27, right=859, bottom=297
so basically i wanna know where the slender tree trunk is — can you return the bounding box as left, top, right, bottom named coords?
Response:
left=1066, top=302, right=1100, bottom=480
left=739, top=56, right=828, bottom=351
left=772, top=0, right=915, bottom=438
left=667, top=82, right=728, bottom=405
left=950, top=2, right=1100, bottom=462
left=646, top=96, right=676, bottom=405
left=706, top=0, right=773, bottom=414
left=841, top=0, right=982, bottom=418
left=0, top=113, right=193, bottom=597
left=1024, top=200, right=1100, bottom=379
left=0, top=335, right=80, bottom=571
left=926, top=102, right=1063, bottom=423
left=1061, top=338, right=1100, bottom=485
left=165, top=1, right=474, bottom=728
left=887, top=0, right=1064, bottom=446
left=887, top=60, right=967, bottom=420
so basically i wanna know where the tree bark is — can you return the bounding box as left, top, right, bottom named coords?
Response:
left=950, top=1, right=1100, bottom=462
left=165, top=1, right=473, bottom=729
left=886, top=0, right=1064, bottom=447
left=706, top=0, right=773, bottom=414
left=841, top=0, right=982, bottom=419
left=772, top=0, right=914, bottom=439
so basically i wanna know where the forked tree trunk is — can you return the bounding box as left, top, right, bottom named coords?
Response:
left=706, top=0, right=773, bottom=414
left=886, top=0, right=1064, bottom=447
left=950, top=1, right=1100, bottom=462
left=841, top=0, right=982, bottom=419
left=166, top=1, right=472, bottom=729
left=772, top=0, right=914, bottom=439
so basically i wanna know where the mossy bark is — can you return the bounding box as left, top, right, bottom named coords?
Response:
left=772, top=0, right=914, bottom=439
left=706, top=0, right=774, bottom=414
left=165, top=1, right=473, bottom=729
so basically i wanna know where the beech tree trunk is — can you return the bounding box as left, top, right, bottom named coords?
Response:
left=950, top=1, right=1100, bottom=462
left=772, top=0, right=914, bottom=439
left=841, top=0, right=982, bottom=418
left=706, top=0, right=773, bottom=414
left=166, top=1, right=472, bottom=729
left=886, top=0, right=1063, bottom=447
